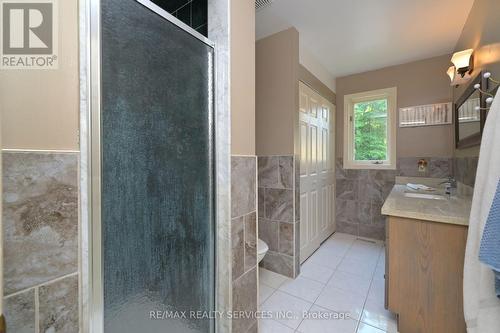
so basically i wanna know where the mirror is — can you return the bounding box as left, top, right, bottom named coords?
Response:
left=458, top=89, right=481, bottom=141
left=455, top=72, right=487, bottom=149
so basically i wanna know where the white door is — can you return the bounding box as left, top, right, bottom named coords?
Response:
left=299, top=82, right=336, bottom=263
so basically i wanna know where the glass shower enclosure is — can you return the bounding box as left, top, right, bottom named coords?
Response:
left=91, top=0, right=216, bottom=332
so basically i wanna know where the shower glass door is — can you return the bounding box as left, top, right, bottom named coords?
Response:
left=100, top=0, right=215, bottom=332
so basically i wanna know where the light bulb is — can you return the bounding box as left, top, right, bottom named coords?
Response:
left=447, top=66, right=456, bottom=83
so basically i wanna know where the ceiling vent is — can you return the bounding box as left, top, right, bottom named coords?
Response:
left=255, top=0, right=274, bottom=12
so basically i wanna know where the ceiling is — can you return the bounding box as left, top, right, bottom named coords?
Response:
left=256, top=0, right=475, bottom=80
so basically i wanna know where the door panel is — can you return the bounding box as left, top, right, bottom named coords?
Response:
left=310, top=98, right=319, bottom=118
left=310, top=190, right=318, bottom=240
left=321, top=186, right=328, bottom=231
left=300, top=122, right=308, bottom=176
left=299, top=82, right=336, bottom=263
left=300, top=90, right=309, bottom=114
left=322, top=129, right=328, bottom=171
left=310, top=125, right=318, bottom=175
left=300, top=193, right=308, bottom=249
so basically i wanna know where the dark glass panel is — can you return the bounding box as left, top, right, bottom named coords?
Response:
left=101, top=1, right=215, bottom=332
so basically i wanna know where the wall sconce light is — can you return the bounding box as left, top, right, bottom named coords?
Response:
left=447, top=49, right=474, bottom=86
left=451, top=49, right=474, bottom=77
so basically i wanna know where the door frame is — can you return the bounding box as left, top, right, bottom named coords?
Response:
left=80, top=1, right=231, bottom=332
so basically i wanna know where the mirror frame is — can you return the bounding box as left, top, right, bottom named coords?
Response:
left=454, top=71, right=488, bottom=149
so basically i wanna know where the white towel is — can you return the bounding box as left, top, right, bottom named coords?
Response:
left=406, top=183, right=435, bottom=191
left=464, top=89, right=500, bottom=333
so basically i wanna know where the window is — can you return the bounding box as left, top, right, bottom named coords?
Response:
left=343, top=87, right=397, bottom=169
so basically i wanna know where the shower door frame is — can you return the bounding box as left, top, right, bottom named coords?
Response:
left=81, top=0, right=231, bottom=332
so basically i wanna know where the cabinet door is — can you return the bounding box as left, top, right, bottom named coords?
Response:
left=385, top=219, right=389, bottom=310
left=387, top=216, right=467, bottom=333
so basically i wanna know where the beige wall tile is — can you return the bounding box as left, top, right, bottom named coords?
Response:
left=2, top=152, right=78, bottom=294
left=4, top=289, right=35, bottom=333
left=39, top=275, right=79, bottom=333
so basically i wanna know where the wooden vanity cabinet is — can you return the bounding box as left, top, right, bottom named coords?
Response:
left=385, top=216, right=468, bottom=333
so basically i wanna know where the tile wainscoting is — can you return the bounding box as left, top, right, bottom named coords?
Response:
left=231, top=156, right=258, bottom=333
left=257, top=155, right=300, bottom=279
left=335, top=156, right=476, bottom=240
left=397, top=157, right=453, bottom=178
left=2, top=151, right=80, bottom=332
left=0, top=151, right=477, bottom=332
left=454, top=156, right=479, bottom=187
left=335, top=158, right=397, bottom=241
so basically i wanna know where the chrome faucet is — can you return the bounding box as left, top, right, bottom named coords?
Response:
left=439, top=176, right=457, bottom=196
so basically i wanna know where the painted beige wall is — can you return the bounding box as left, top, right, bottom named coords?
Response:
left=0, top=0, right=79, bottom=151
left=453, top=0, right=500, bottom=157
left=231, top=0, right=255, bottom=155
left=336, top=54, right=454, bottom=158
left=454, top=0, right=500, bottom=73
left=256, top=28, right=299, bottom=156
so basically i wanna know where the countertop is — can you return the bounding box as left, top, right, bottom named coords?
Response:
left=381, top=178, right=472, bottom=226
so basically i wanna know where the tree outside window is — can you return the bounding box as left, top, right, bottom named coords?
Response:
left=353, top=99, right=388, bottom=161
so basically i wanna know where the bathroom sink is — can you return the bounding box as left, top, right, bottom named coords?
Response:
left=404, top=192, right=447, bottom=200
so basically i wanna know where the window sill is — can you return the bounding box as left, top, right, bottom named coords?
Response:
left=342, top=162, right=397, bottom=170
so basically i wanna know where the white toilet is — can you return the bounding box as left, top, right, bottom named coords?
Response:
left=257, top=239, right=269, bottom=263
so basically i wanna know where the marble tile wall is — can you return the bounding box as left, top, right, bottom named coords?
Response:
left=39, top=275, right=79, bottom=332
left=257, top=155, right=300, bottom=278
left=231, top=156, right=258, bottom=333
left=397, top=157, right=454, bottom=178
left=2, top=151, right=80, bottom=332
left=335, top=157, right=454, bottom=240
left=454, top=156, right=479, bottom=187
left=4, top=289, right=35, bottom=333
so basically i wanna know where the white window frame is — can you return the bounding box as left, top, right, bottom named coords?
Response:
left=343, top=87, right=397, bottom=170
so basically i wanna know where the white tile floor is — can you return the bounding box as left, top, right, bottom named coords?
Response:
left=259, top=233, right=398, bottom=333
